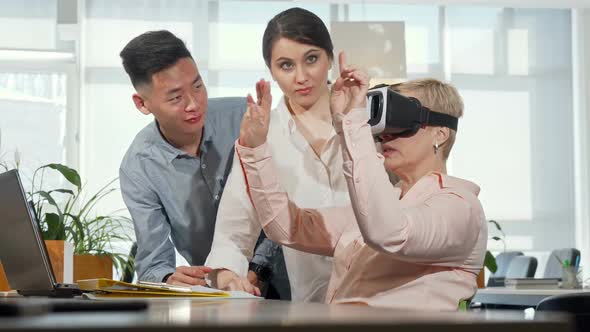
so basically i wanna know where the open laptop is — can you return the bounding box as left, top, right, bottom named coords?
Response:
left=0, top=169, right=81, bottom=297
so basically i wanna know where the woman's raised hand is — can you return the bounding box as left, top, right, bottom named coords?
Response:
left=330, top=52, right=369, bottom=116
left=239, top=79, right=272, bottom=148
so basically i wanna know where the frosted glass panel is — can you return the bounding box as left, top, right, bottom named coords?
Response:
left=451, top=90, right=532, bottom=220
left=508, top=29, right=530, bottom=75
left=0, top=72, right=67, bottom=190
left=450, top=28, right=495, bottom=74
left=85, top=19, right=194, bottom=68
left=0, top=0, right=57, bottom=50
left=208, top=23, right=266, bottom=70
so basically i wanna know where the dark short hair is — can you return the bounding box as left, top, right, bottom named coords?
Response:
left=120, top=30, right=192, bottom=88
left=262, top=7, right=333, bottom=68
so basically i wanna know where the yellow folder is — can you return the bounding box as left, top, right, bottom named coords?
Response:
left=77, top=278, right=229, bottom=298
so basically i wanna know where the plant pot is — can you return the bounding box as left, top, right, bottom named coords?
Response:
left=0, top=262, right=9, bottom=291
left=45, top=240, right=74, bottom=283
left=74, top=254, right=112, bottom=282
left=0, top=240, right=73, bottom=291
left=477, top=268, right=486, bottom=288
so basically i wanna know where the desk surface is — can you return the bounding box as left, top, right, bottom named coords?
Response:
left=0, top=297, right=573, bottom=332
left=473, top=287, right=590, bottom=307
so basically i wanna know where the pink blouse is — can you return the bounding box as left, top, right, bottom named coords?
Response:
left=236, top=108, right=487, bottom=311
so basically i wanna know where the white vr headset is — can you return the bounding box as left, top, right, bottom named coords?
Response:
left=366, top=84, right=458, bottom=137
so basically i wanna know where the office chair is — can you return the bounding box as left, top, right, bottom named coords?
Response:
left=537, top=293, right=590, bottom=332
left=505, top=256, right=537, bottom=279
left=477, top=256, right=538, bottom=310
left=121, top=242, right=138, bottom=283
left=487, top=251, right=524, bottom=287
left=544, top=248, right=581, bottom=279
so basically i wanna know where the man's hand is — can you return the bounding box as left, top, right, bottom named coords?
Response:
left=330, top=52, right=369, bottom=116
left=239, top=79, right=272, bottom=148
left=166, top=266, right=213, bottom=286
left=215, top=269, right=261, bottom=297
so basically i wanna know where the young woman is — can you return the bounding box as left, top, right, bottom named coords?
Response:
left=205, top=8, right=348, bottom=302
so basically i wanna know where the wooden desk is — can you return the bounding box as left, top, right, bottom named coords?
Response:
left=0, top=297, right=573, bottom=332
left=473, top=287, right=590, bottom=307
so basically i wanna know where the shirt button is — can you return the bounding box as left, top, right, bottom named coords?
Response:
left=201, top=164, right=207, bottom=169
left=345, top=120, right=351, bottom=125
left=214, top=194, right=220, bottom=200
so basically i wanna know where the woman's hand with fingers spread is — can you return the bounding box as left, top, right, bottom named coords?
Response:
left=239, top=79, right=272, bottom=148
left=330, top=52, right=370, bottom=116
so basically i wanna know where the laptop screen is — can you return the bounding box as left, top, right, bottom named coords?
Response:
left=0, top=169, right=56, bottom=291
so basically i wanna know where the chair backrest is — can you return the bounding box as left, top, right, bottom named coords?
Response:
left=487, top=251, right=523, bottom=286
left=537, top=293, right=590, bottom=332
left=505, top=255, right=537, bottom=279
left=492, top=251, right=524, bottom=278
left=544, top=248, right=581, bottom=279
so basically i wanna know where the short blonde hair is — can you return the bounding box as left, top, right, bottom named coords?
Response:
left=391, top=78, right=464, bottom=160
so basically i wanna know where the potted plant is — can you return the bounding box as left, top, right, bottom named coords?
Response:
left=478, top=219, right=505, bottom=287
left=30, top=163, right=134, bottom=281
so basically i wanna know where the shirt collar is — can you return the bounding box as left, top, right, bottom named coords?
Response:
left=275, top=97, right=297, bottom=134
left=419, top=172, right=480, bottom=196
left=152, top=116, right=215, bottom=163
left=435, top=172, right=481, bottom=196
left=202, top=113, right=216, bottom=144
left=397, top=172, right=481, bottom=200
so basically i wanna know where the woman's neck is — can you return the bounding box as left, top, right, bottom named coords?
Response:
left=397, top=157, right=447, bottom=197
left=286, top=85, right=333, bottom=157
left=287, top=85, right=331, bottom=123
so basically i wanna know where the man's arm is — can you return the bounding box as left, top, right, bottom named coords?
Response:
left=119, top=168, right=176, bottom=282
left=120, top=167, right=213, bottom=286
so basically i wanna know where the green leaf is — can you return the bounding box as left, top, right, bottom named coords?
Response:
left=458, top=300, right=469, bottom=311
left=491, top=236, right=502, bottom=241
left=49, top=189, right=75, bottom=196
left=64, top=212, right=85, bottom=244
left=484, top=250, right=497, bottom=273
left=44, top=163, right=82, bottom=190
left=488, top=219, right=502, bottom=232
left=44, top=212, right=66, bottom=240
left=37, top=191, right=62, bottom=216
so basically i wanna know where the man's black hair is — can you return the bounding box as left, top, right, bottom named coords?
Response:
left=120, top=30, right=192, bottom=88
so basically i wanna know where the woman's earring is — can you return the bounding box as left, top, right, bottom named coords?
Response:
left=434, top=142, right=439, bottom=154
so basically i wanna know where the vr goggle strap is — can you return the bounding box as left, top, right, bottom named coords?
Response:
left=418, top=103, right=458, bottom=132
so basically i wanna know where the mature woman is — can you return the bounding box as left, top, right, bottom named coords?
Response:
left=235, top=52, right=488, bottom=310
left=205, top=8, right=349, bottom=302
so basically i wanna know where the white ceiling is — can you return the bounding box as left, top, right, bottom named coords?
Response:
left=314, top=0, right=590, bottom=9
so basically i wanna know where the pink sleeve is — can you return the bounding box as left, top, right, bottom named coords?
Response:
left=236, top=141, right=353, bottom=257
left=333, top=110, right=481, bottom=265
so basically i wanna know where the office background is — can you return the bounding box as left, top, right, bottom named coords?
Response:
left=0, top=0, right=589, bottom=281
